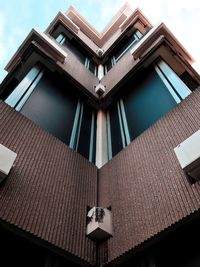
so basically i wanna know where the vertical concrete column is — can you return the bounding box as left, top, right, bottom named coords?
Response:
left=96, top=109, right=108, bottom=168
left=98, top=64, right=104, bottom=80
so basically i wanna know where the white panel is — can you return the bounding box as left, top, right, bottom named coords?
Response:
left=174, top=130, right=200, bottom=170
left=0, top=144, right=17, bottom=180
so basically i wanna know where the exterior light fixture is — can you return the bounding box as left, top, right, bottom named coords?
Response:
left=86, top=207, right=112, bottom=242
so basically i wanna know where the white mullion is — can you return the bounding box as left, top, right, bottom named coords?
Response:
left=134, top=30, right=142, bottom=39
left=15, top=70, right=44, bottom=111
left=75, top=102, right=84, bottom=151
left=113, top=56, right=116, bottom=66
left=69, top=99, right=81, bottom=149
left=85, top=58, right=89, bottom=69
left=117, top=101, right=126, bottom=148
left=157, top=59, right=191, bottom=100
left=56, top=34, right=66, bottom=45
left=119, top=99, right=131, bottom=145
left=154, top=63, right=181, bottom=104
left=104, top=65, right=108, bottom=75
left=89, top=111, right=95, bottom=162
left=116, top=31, right=140, bottom=63
left=5, top=66, right=41, bottom=108
left=94, top=66, right=97, bottom=77
left=60, top=36, right=66, bottom=45
left=56, top=34, right=63, bottom=43
left=115, top=38, right=138, bottom=62
left=88, top=59, right=91, bottom=70
left=106, top=112, right=112, bottom=160
left=111, top=58, right=114, bottom=66
left=111, top=57, right=116, bottom=67
left=84, top=58, right=87, bottom=68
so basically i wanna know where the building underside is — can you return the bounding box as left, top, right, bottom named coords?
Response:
left=1, top=3, right=200, bottom=266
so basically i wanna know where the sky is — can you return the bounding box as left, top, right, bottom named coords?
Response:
left=0, top=0, right=200, bottom=82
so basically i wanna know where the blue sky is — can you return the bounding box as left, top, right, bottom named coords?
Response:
left=1, top=0, right=200, bottom=82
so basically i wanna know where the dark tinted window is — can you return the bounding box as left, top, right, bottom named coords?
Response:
left=63, top=38, right=86, bottom=65
left=20, top=70, right=78, bottom=145
left=115, top=33, right=138, bottom=61
left=109, top=104, right=124, bottom=157
left=89, top=60, right=96, bottom=75
left=123, top=67, right=177, bottom=140
left=77, top=105, right=93, bottom=160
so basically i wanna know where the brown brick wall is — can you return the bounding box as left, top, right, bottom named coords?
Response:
left=2, top=86, right=200, bottom=266
left=99, top=87, right=200, bottom=265
left=0, top=101, right=97, bottom=266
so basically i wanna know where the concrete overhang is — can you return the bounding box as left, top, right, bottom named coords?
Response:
left=119, top=8, right=152, bottom=32
left=3, top=29, right=99, bottom=101
left=65, top=4, right=129, bottom=47
left=5, top=29, right=68, bottom=73
left=47, top=3, right=152, bottom=51
left=46, top=12, right=80, bottom=35
left=100, top=23, right=199, bottom=102
left=131, top=22, right=194, bottom=64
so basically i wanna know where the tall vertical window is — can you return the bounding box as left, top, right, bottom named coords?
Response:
left=107, top=59, right=191, bottom=159
left=5, top=65, right=96, bottom=163
left=69, top=100, right=96, bottom=163
left=56, top=33, right=97, bottom=76
left=104, top=30, right=143, bottom=74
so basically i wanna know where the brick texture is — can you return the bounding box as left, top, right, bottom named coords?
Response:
left=99, top=87, right=200, bottom=265
left=0, top=101, right=97, bottom=266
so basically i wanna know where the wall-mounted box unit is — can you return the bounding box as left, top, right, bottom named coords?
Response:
left=0, top=144, right=17, bottom=183
left=86, top=207, right=112, bottom=242
left=95, top=83, right=105, bottom=96
left=174, top=130, right=200, bottom=181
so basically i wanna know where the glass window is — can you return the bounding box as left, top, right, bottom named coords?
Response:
left=104, top=59, right=113, bottom=75
left=108, top=104, right=124, bottom=158
left=123, top=66, right=178, bottom=140
left=107, top=59, right=191, bottom=159
left=56, top=34, right=97, bottom=76
left=63, top=38, right=86, bottom=65
left=56, top=33, right=66, bottom=44
left=88, top=60, right=97, bottom=76
left=104, top=30, right=143, bottom=74
left=77, top=106, right=96, bottom=162
left=20, top=70, right=78, bottom=145
left=5, top=65, right=43, bottom=109
left=5, top=66, right=96, bottom=163
left=115, top=30, right=141, bottom=62
left=91, top=112, right=97, bottom=164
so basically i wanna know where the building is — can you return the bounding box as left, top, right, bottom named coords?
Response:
left=1, top=2, right=200, bottom=266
